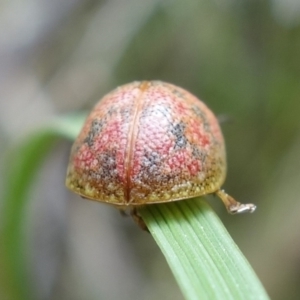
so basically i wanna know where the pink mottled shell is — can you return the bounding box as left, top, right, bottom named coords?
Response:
left=65, top=81, right=226, bottom=206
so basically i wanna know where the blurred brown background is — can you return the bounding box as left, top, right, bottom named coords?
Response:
left=1, top=0, right=300, bottom=299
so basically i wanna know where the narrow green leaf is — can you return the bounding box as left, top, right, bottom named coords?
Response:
left=139, top=200, right=269, bottom=300
left=1, top=113, right=86, bottom=300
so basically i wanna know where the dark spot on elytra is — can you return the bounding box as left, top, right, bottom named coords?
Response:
left=172, top=88, right=186, bottom=99
left=138, top=151, right=169, bottom=183
left=88, top=149, right=119, bottom=187
left=96, top=150, right=118, bottom=180
left=85, top=149, right=121, bottom=197
left=107, top=106, right=119, bottom=116
left=120, top=107, right=132, bottom=121
left=84, top=119, right=104, bottom=147
left=171, top=122, right=188, bottom=150
left=192, top=105, right=210, bottom=131
left=192, top=146, right=207, bottom=164
left=141, top=151, right=161, bottom=174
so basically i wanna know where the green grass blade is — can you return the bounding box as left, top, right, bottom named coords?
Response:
left=1, top=113, right=86, bottom=300
left=139, top=200, right=269, bottom=300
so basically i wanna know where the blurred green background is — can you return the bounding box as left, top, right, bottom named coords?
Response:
left=1, top=0, right=300, bottom=299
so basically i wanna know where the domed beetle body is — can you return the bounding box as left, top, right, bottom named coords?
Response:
left=66, top=81, right=255, bottom=222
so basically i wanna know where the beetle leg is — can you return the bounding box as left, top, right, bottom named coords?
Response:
left=130, top=208, right=149, bottom=232
left=119, top=209, right=129, bottom=217
left=215, top=189, right=256, bottom=214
